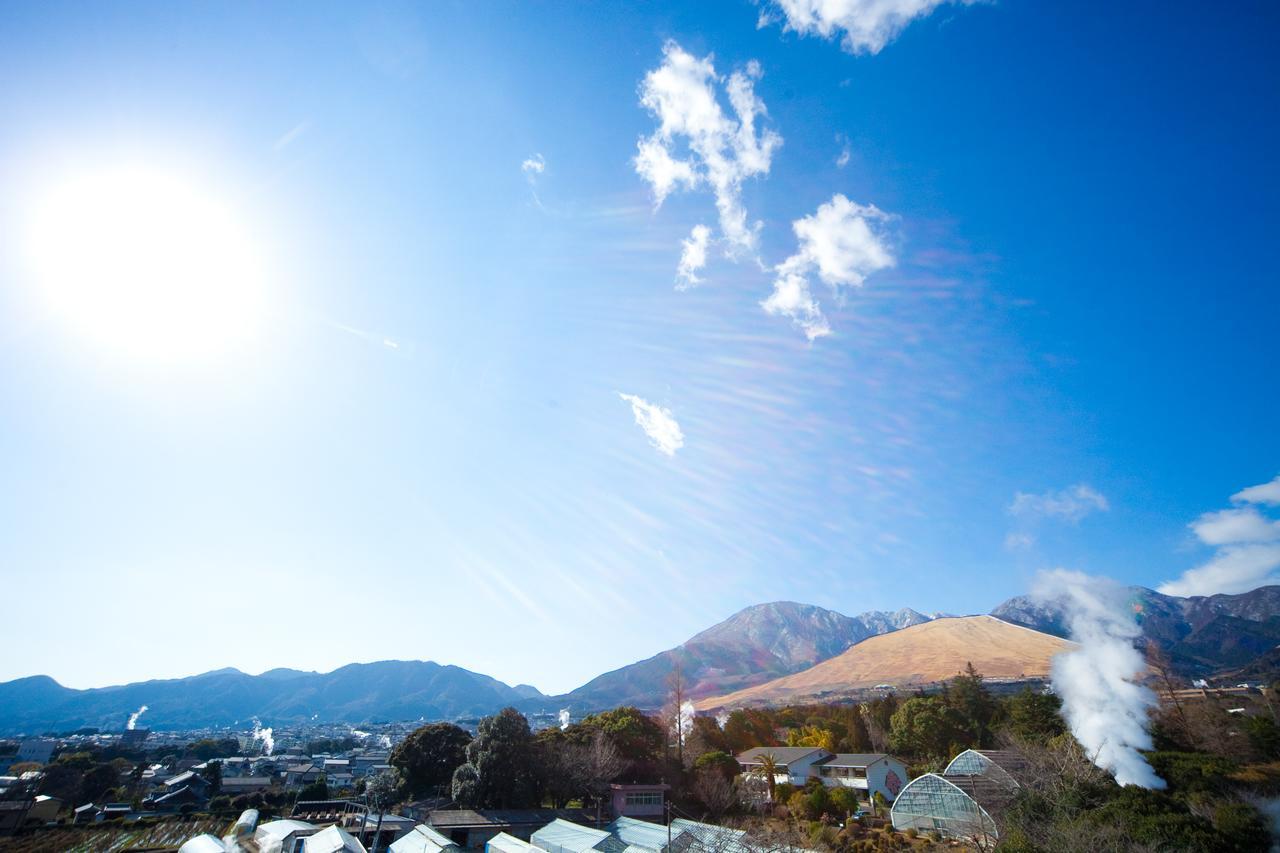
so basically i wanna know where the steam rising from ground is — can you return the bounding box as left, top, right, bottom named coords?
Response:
left=127, top=705, right=148, bottom=730
left=1032, top=569, right=1165, bottom=788
left=251, top=718, right=274, bottom=755
left=559, top=709, right=571, bottom=731
left=678, top=701, right=695, bottom=741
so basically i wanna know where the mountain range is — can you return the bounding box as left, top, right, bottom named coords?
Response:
left=3, top=587, right=1278, bottom=735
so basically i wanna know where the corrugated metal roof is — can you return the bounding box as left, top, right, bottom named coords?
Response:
left=815, top=753, right=891, bottom=768
left=488, top=832, right=541, bottom=853
left=735, top=747, right=827, bottom=766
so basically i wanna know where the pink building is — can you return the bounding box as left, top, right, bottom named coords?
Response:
left=608, top=783, right=669, bottom=819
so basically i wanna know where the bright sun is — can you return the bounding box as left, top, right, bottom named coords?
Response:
left=25, top=165, right=266, bottom=361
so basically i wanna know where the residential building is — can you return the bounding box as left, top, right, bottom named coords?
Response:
left=814, top=753, right=909, bottom=804
left=486, top=833, right=539, bottom=853
left=735, top=747, right=832, bottom=787
left=735, top=747, right=911, bottom=803
left=391, top=822, right=461, bottom=853
left=15, top=739, right=56, bottom=766
left=608, top=783, right=667, bottom=819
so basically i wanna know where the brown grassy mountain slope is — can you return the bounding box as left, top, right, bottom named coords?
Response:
left=695, top=615, right=1074, bottom=709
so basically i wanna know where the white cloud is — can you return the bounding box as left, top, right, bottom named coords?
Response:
left=1159, top=544, right=1280, bottom=598
left=836, top=139, right=851, bottom=168
left=763, top=0, right=971, bottom=55
left=761, top=272, right=831, bottom=341
left=1004, top=532, right=1035, bottom=552
left=1233, top=475, right=1280, bottom=506
left=1160, top=475, right=1280, bottom=596
left=1009, top=483, right=1109, bottom=523
left=676, top=224, right=712, bottom=290
left=618, top=393, right=684, bottom=456
left=1191, top=507, right=1280, bottom=546
left=521, top=153, right=546, bottom=177
left=634, top=41, right=782, bottom=256
left=762, top=193, right=895, bottom=339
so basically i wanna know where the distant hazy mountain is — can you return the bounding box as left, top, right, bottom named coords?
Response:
left=697, top=615, right=1074, bottom=710
left=535, top=601, right=932, bottom=712
left=991, top=585, right=1280, bottom=676
left=0, top=661, right=545, bottom=735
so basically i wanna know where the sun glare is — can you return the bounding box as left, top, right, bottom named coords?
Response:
left=25, top=166, right=265, bottom=362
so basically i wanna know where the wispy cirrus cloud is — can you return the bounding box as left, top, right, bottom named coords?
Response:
left=1009, top=483, right=1109, bottom=523
left=1161, top=475, right=1280, bottom=596
left=762, top=193, right=897, bottom=340
left=618, top=393, right=684, bottom=456
left=634, top=40, right=782, bottom=275
left=760, top=0, right=973, bottom=55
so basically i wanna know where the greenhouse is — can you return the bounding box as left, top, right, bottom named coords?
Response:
left=888, top=773, right=1001, bottom=843
left=943, top=749, right=1024, bottom=790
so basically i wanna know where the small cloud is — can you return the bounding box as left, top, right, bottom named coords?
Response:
left=676, top=224, right=712, bottom=290
left=762, top=0, right=974, bottom=55
left=521, top=153, right=546, bottom=177
left=762, top=193, right=896, bottom=339
left=1160, top=475, right=1280, bottom=596
left=382, top=338, right=400, bottom=349
left=618, top=393, right=684, bottom=456
left=1233, top=474, right=1280, bottom=506
left=835, top=134, right=851, bottom=168
left=1190, top=507, right=1280, bottom=546
left=1004, top=532, right=1035, bottom=552
left=1008, top=483, right=1109, bottom=523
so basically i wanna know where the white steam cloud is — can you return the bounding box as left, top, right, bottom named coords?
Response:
left=127, top=705, right=148, bottom=730
left=715, top=711, right=729, bottom=729
left=251, top=718, right=275, bottom=756
left=1032, top=570, right=1165, bottom=789
left=559, top=709, right=571, bottom=731
left=677, top=700, right=695, bottom=742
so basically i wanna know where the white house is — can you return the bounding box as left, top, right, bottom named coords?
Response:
left=735, top=747, right=833, bottom=787
left=814, top=754, right=910, bottom=803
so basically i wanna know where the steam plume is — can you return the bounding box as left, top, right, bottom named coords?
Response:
left=558, top=709, right=571, bottom=731
left=678, top=701, right=695, bottom=741
left=251, top=718, right=274, bottom=755
left=127, top=705, right=148, bottom=730
left=715, top=711, right=729, bottom=729
left=1032, top=569, right=1165, bottom=788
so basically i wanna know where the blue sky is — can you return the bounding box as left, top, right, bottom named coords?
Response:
left=0, top=0, right=1277, bottom=695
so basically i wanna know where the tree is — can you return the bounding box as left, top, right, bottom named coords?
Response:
left=723, top=709, right=778, bottom=754
left=947, top=663, right=999, bottom=747
left=786, top=725, right=835, bottom=751
left=573, top=731, right=625, bottom=822
left=451, top=763, right=480, bottom=807
left=80, top=763, right=120, bottom=804
left=664, top=663, right=690, bottom=768
left=462, top=708, right=540, bottom=808
left=298, top=780, right=330, bottom=801
left=534, top=728, right=578, bottom=808
left=890, top=696, right=968, bottom=760
left=753, top=754, right=780, bottom=803
left=692, top=767, right=736, bottom=821
left=577, top=707, right=665, bottom=779
left=692, top=750, right=739, bottom=782
left=201, top=760, right=223, bottom=796
left=366, top=769, right=403, bottom=853
left=391, top=722, right=471, bottom=797
left=1005, top=688, right=1066, bottom=745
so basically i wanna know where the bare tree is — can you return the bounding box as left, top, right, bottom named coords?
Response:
left=692, top=767, right=737, bottom=822
left=572, top=731, right=624, bottom=823
left=665, top=662, right=690, bottom=768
